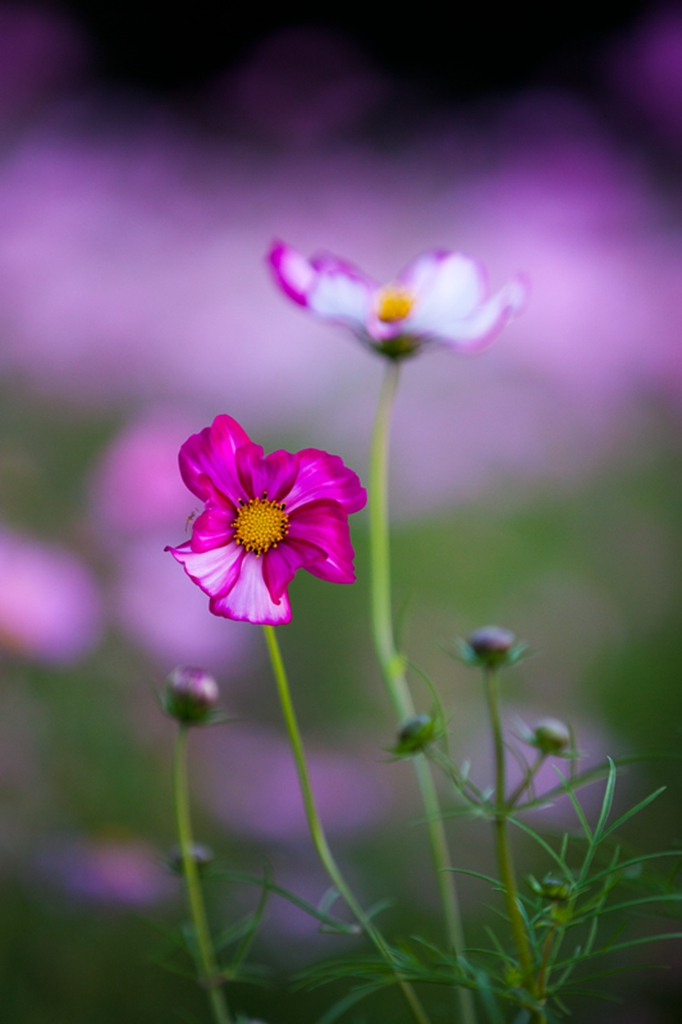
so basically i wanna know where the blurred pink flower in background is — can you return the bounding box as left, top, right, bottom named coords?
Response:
left=0, top=530, right=102, bottom=662
left=37, top=836, right=173, bottom=907
left=116, top=539, right=253, bottom=669
left=198, top=724, right=395, bottom=842
left=91, top=410, right=202, bottom=539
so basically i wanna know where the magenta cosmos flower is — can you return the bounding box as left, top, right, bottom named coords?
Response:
left=268, top=241, right=528, bottom=358
left=166, top=415, right=366, bottom=626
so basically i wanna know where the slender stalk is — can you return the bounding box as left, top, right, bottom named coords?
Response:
left=537, top=924, right=557, bottom=1000
left=483, top=669, right=542, bottom=1020
left=507, top=751, right=547, bottom=810
left=174, top=724, right=232, bottom=1024
left=263, top=625, right=432, bottom=1024
left=369, top=360, right=476, bottom=1024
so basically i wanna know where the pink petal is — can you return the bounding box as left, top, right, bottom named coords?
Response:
left=210, top=552, right=291, bottom=625
left=262, top=536, right=327, bottom=602
left=234, top=441, right=266, bottom=497
left=288, top=500, right=357, bottom=584
left=179, top=415, right=252, bottom=504
left=235, top=444, right=299, bottom=503
left=306, top=253, right=374, bottom=330
left=189, top=499, right=235, bottom=553
left=167, top=541, right=244, bottom=600
left=283, top=449, right=366, bottom=514
left=267, top=240, right=316, bottom=306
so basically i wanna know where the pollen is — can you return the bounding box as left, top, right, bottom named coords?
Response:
left=233, top=494, right=289, bottom=556
left=376, top=285, right=415, bottom=323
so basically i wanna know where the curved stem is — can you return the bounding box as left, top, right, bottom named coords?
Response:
left=174, top=725, right=232, bottom=1024
left=263, top=625, right=432, bottom=1024
left=369, top=361, right=476, bottom=1024
left=483, top=670, right=542, bottom=1020
left=507, top=751, right=546, bottom=810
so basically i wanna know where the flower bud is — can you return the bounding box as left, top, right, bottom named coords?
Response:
left=163, top=666, right=219, bottom=724
left=530, top=718, right=571, bottom=756
left=528, top=873, right=572, bottom=902
left=466, top=626, right=516, bottom=667
left=394, top=714, right=437, bottom=756
left=167, top=842, right=214, bottom=875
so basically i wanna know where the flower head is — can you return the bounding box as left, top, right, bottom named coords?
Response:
left=268, top=241, right=528, bottom=358
left=166, top=415, right=366, bottom=625
left=163, top=665, right=220, bottom=724
left=519, top=717, right=572, bottom=756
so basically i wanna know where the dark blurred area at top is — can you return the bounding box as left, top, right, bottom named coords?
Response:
left=59, top=0, right=651, bottom=97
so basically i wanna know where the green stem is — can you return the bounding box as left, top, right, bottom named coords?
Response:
left=263, top=625, right=431, bottom=1024
left=483, top=670, right=542, bottom=1019
left=174, top=725, right=232, bottom=1024
left=537, top=924, right=557, bottom=1000
left=507, top=751, right=547, bottom=810
left=369, top=361, right=476, bottom=1024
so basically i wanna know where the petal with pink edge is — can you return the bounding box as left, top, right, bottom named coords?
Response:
left=262, top=536, right=327, bottom=602
left=284, top=450, right=366, bottom=514
left=306, top=254, right=374, bottom=329
left=211, top=552, right=291, bottom=625
left=167, top=541, right=244, bottom=599
left=434, top=276, right=529, bottom=351
left=288, top=500, right=357, bottom=584
left=179, top=416, right=252, bottom=504
left=267, top=240, right=317, bottom=306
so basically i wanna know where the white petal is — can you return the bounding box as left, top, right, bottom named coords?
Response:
left=308, top=267, right=373, bottom=329
left=435, top=277, right=529, bottom=349
left=169, top=542, right=243, bottom=598
left=405, top=252, right=487, bottom=334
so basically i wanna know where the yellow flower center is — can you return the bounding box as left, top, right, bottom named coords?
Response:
left=233, top=495, right=289, bottom=556
left=376, top=285, right=415, bottom=323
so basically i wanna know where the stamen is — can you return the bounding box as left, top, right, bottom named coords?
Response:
left=376, top=285, right=415, bottom=323
left=232, top=496, right=290, bottom=556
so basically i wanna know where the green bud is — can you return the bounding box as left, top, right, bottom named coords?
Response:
left=391, top=714, right=438, bottom=756
left=163, top=666, right=219, bottom=724
left=527, top=873, right=573, bottom=902
left=532, top=718, right=571, bottom=756
left=503, top=965, right=524, bottom=989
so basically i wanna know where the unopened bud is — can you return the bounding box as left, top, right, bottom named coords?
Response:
left=394, top=714, right=437, bottom=756
left=163, top=666, right=219, bottom=724
left=467, top=626, right=516, bottom=666
left=168, top=842, right=214, bottom=874
left=531, top=718, right=571, bottom=756
left=528, top=873, right=572, bottom=902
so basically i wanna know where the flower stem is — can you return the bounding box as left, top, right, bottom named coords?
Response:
left=263, top=624, right=432, bottom=1024
left=483, top=669, right=541, bottom=1018
left=174, top=724, right=232, bottom=1024
left=369, top=361, right=476, bottom=1024
left=507, top=751, right=546, bottom=810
